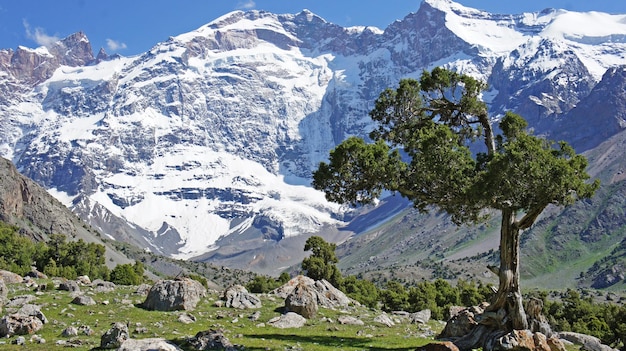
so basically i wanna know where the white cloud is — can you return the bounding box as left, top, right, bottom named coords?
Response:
left=236, top=0, right=256, bottom=10
left=23, top=19, right=60, bottom=47
left=106, top=38, right=127, bottom=52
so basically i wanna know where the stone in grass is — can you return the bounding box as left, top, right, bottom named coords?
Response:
left=100, top=322, right=129, bottom=349
left=117, top=338, right=183, bottom=351
left=71, top=295, right=96, bottom=306
left=268, top=312, right=307, bottom=329
left=188, top=329, right=236, bottom=351
left=0, top=314, right=43, bottom=337
left=337, top=315, right=364, bottom=326
left=143, top=278, right=206, bottom=312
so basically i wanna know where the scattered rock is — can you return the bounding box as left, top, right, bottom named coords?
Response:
left=337, top=315, right=364, bottom=325
left=374, top=313, right=395, bottom=327
left=221, top=285, right=261, bottom=309
left=415, top=341, right=460, bottom=351
left=0, top=313, right=44, bottom=337
left=135, top=283, right=152, bottom=295
left=71, top=295, right=96, bottom=306
left=285, top=281, right=318, bottom=318
left=274, top=275, right=352, bottom=309
left=13, top=335, right=26, bottom=345
left=188, top=329, right=236, bottom=350
left=547, top=336, right=567, bottom=351
left=142, top=278, right=207, bottom=311
left=92, top=279, right=116, bottom=293
left=17, top=304, right=47, bottom=324
left=61, top=326, right=78, bottom=337
left=558, top=332, right=618, bottom=351
left=268, top=312, right=307, bottom=329
left=495, top=330, right=550, bottom=351
left=0, top=270, right=23, bottom=284
left=117, top=337, right=183, bottom=351
left=58, top=280, right=80, bottom=293
left=6, top=294, right=36, bottom=307
left=177, top=312, right=197, bottom=324
left=249, top=311, right=261, bottom=321
left=100, top=322, right=129, bottom=349
left=411, top=309, right=431, bottom=324
left=439, top=305, right=484, bottom=339
left=76, top=275, right=91, bottom=285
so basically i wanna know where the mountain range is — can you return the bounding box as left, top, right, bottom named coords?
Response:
left=1, top=0, right=625, bottom=286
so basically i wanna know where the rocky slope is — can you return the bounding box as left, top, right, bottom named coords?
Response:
left=1, top=0, right=626, bottom=275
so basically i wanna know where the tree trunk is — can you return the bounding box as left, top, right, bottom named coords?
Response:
left=488, top=207, right=528, bottom=330
left=450, top=208, right=529, bottom=350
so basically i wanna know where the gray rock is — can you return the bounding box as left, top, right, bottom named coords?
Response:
left=17, top=304, right=47, bottom=324
left=71, top=295, right=96, bottom=306
left=337, top=315, right=364, bottom=325
left=100, top=322, right=129, bottom=349
left=222, top=285, right=262, bottom=309
left=285, top=282, right=318, bottom=318
left=6, top=294, right=36, bottom=307
left=558, top=332, right=618, bottom=351
left=0, top=313, right=44, bottom=337
left=117, top=338, right=183, bottom=351
left=92, top=279, right=116, bottom=293
left=374, top=313, right=395, bottom=327
left=76, top=275, right=91, bottom=285
left=274, top=275, right=352, bottom=309
left=410, top=309, right=431, bottom=324
left=0, top=270, right=23, bottom=284
left=188, top=329, right=236, bottom=350
left=61, top=326, right=79, bottom=337
left=13, top=335, right=26, bottom=345
left=268, top=312, right=307, bottom=329
left=143, top=278, right=206, bottom=311
left=177, top=312, right=197, bottom=324
left=58, top=280, right=80, bottom=293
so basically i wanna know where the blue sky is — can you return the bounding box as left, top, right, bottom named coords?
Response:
left=1, top=0, right=626, bottom=56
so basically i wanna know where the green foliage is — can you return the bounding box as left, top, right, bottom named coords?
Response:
left=187, top=273, right=208, bottom=289
left=314, top=70, right=598, bottom=226
left=110, top=261, right=144, bottom=285
left=301, top=236, right=342, bottom=287
left=35, top=234, right=110, bottom=280
left=0, top=222, right=39, bottom=275
left=541, top=290, right=626, bottom=348
left=340, top=275, right=379, bottom=308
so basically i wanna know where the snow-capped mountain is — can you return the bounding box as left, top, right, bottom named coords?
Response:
left=1, top=0, right=626, bottom=272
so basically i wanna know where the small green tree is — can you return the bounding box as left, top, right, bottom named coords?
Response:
left=313, top=67, right=599, bottom=349
left=301, top=236, right=342, bottom=287
left=110, top=262, right=143, bottom=285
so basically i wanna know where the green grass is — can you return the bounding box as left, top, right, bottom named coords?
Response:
left=1, top=279, right=441, bottom=350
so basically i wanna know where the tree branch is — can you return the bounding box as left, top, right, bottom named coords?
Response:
left=514, top=205, right=546, bottom=230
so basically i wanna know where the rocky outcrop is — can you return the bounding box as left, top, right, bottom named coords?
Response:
left=221, top=285, right=262, bottom=309
left=274, top=275, right=352, bottom=309
left=285, top=281, right=319, bottom=318
left=142, top=278, right=207, bottom=311
left=267, top=312, right=307, bottom=329
left=100, top=322, right=129, bottom=349
left=0, top=313, right=43, bottom=337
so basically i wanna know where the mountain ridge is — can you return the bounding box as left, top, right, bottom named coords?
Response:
left=0, top=1, right=625, bottom=276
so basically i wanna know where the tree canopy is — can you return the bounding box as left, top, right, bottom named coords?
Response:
left=312, top=67, right=599, bottom=348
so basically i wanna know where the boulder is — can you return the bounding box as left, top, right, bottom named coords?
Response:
left=415, top=341, right=460, bottom=351
left=76, top=275, right=91, bottom=285
left=100, top=322, right=129, bottom=349
left=558, top=332, right=618, bottom=351
left=71, top=295, right=96, bottom=306
left=61, top=326, right=79, bottom=337
left=221, top=285, right=261, bottom=309
left=17, top=304, right=47, bottom=324
left=6, top=294, right=36, bottom=307
left=411, top=309, right=431, bottom=324
left=274, top=275, right=352, bottom=309
left=374, top=313, right=395, bottom=327
left=495, top=330, right=550, bottom=351
left=267, top=312, right=307, bottom=329
left=143, top=278, right=206, bottom=311
left=439, top=305, right=484, bottom=339
left=177, top=312, right=197, bottom=324
left=0, top=313, right=44, bottom=337
left=117, top=338, right=183, bottom=351
left=188, top=329, right=236, bottom=350
left=338, top=315, right=364, bottom=325
left=285, top=282, right=318, bottom=318
left=58, top=279, right=80, bottom=293
left=92, top=279, right=116, bottom=293
left=0, top=270, right=23, bottom=284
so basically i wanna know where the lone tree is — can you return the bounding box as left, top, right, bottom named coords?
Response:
left=312, top=67, right=599, bottom=349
